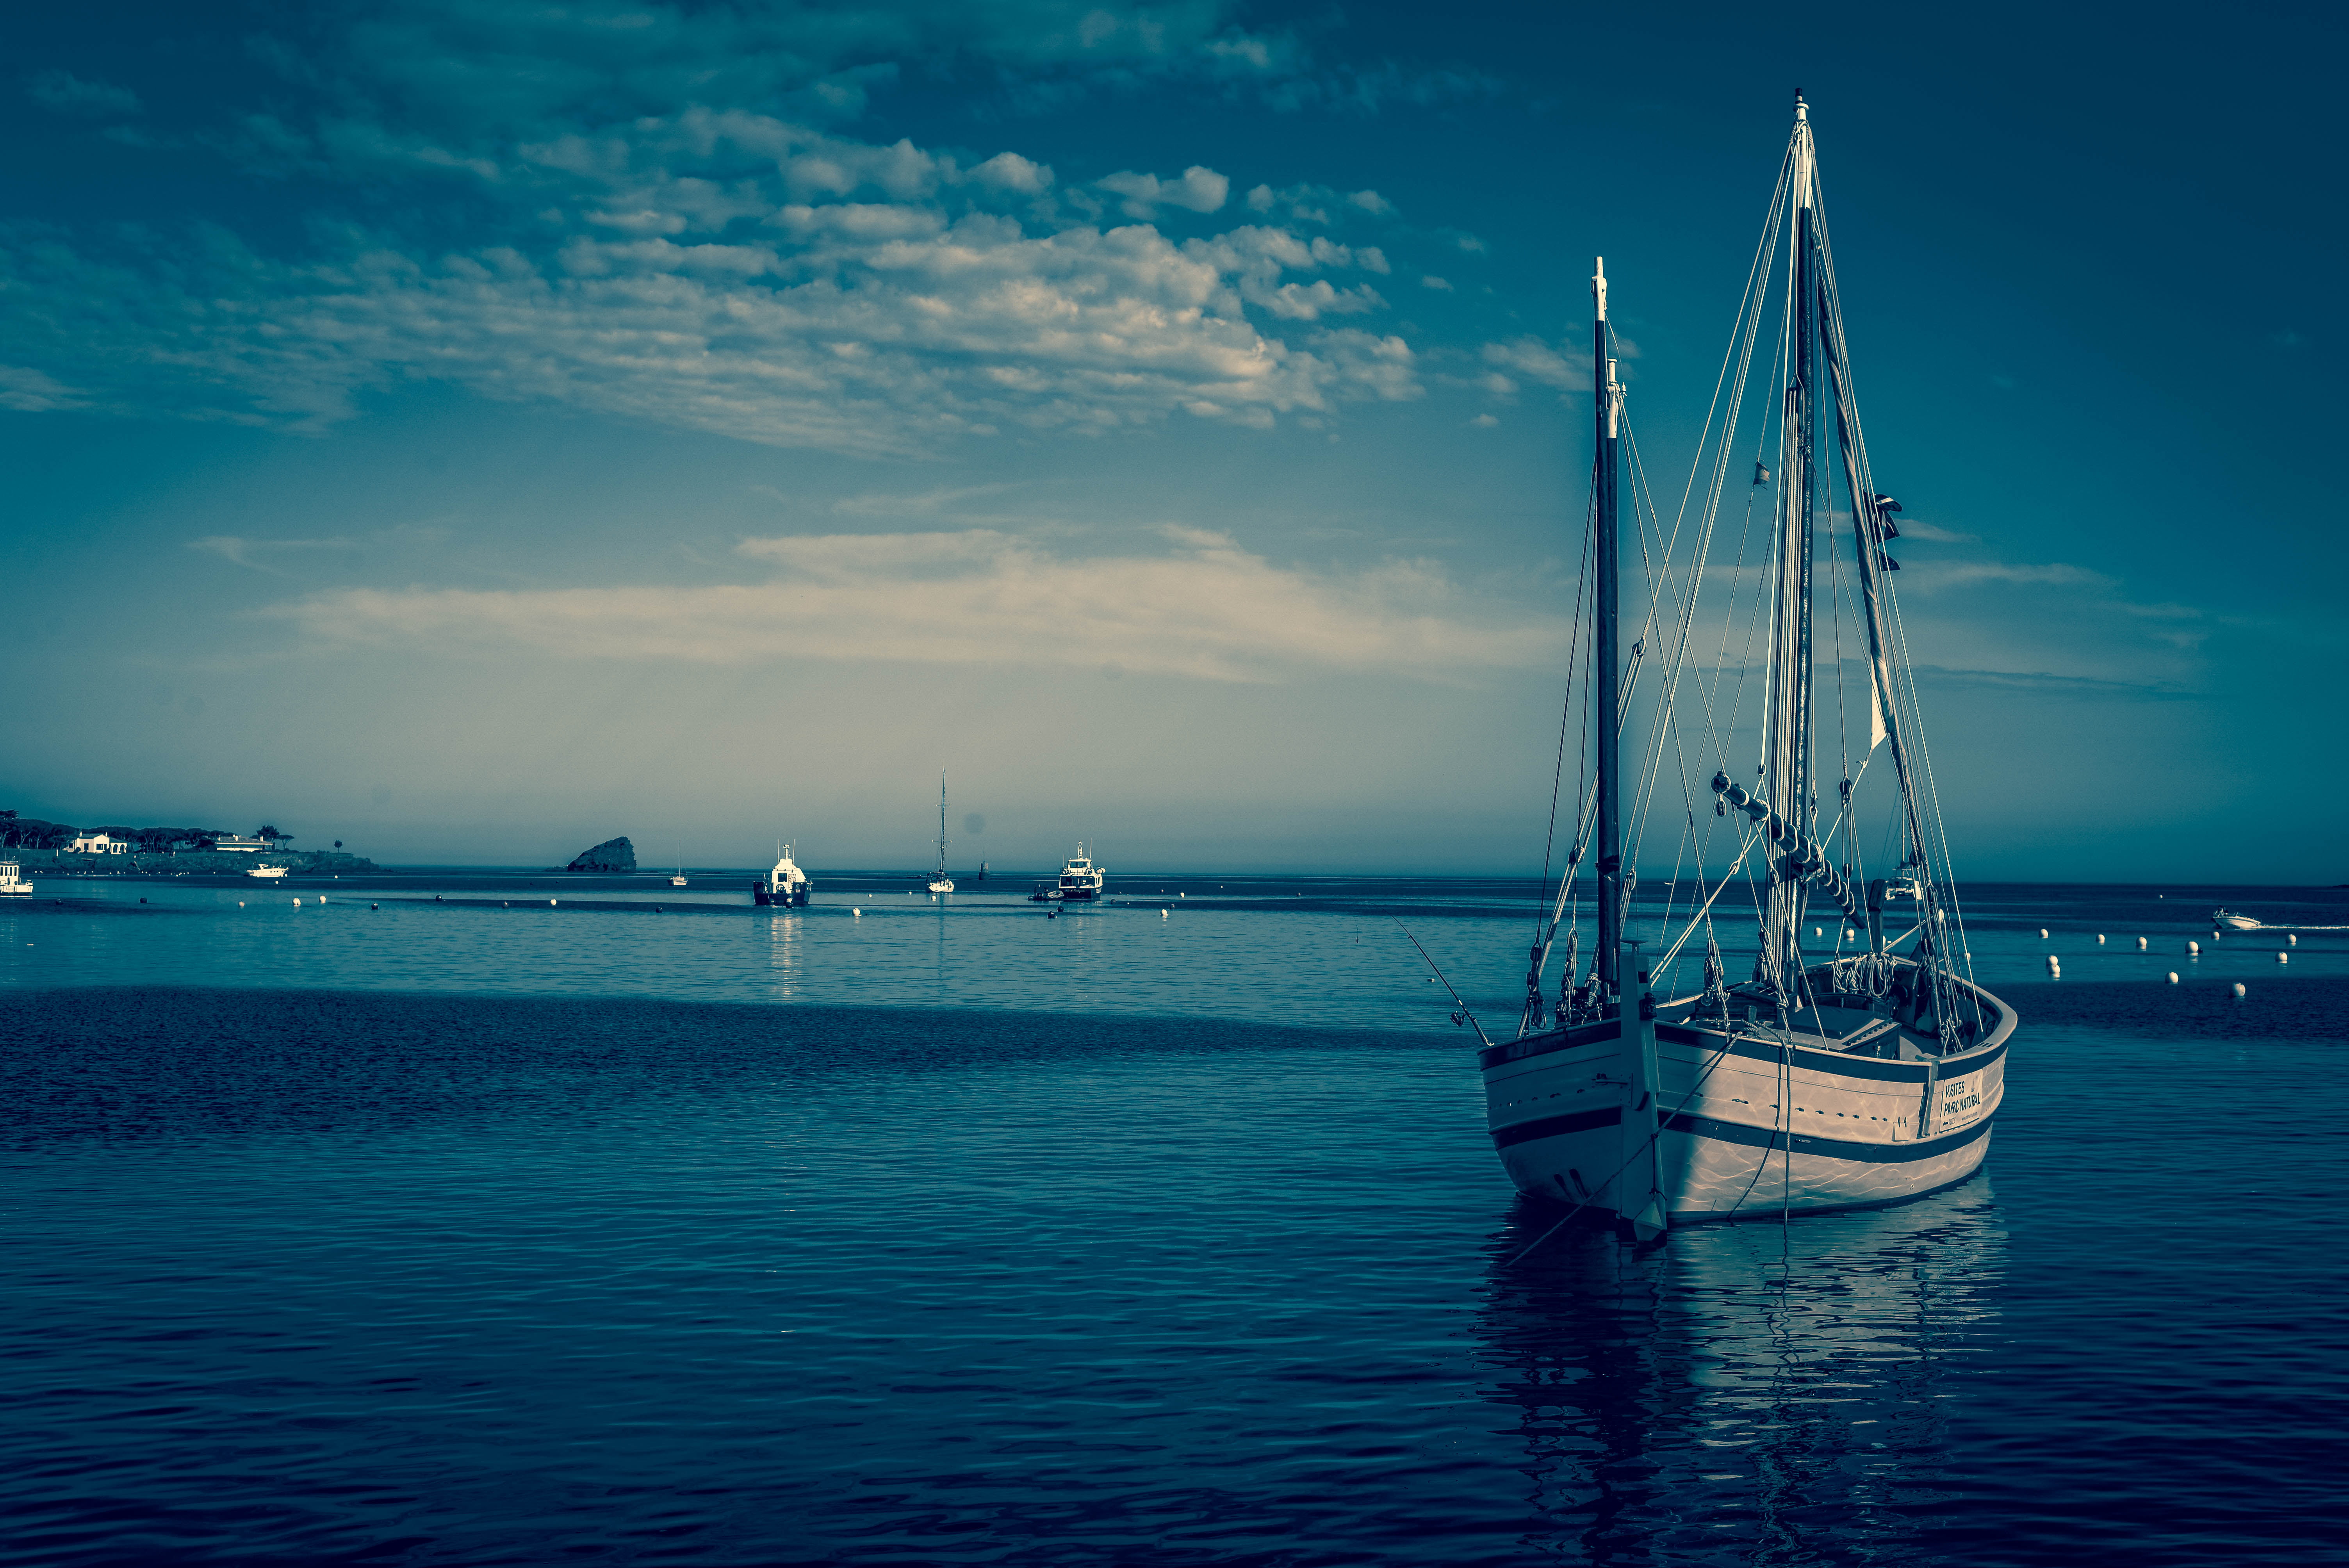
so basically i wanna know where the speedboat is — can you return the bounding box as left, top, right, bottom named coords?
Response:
left=247, top=866, right=289, bottom=879
left=2211, top=909, right=2260, bottom=931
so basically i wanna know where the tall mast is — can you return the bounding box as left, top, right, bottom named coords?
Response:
left=937, top=770, right=949, bottom=877
left=1593, top=258, right=1623, bottom=1007
left=1762, top=94, right=1817, bottom=995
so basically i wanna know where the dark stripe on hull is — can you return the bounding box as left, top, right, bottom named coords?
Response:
left=1661, top=1109, right=1994, bottom=1164
left=1489, top=1105, right=1623, bottom=1149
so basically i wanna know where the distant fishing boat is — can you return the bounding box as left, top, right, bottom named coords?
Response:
left=928, top=773, right=954, bottom=894
left=247, top=865, right=289, bottom=880
left=1056, top=845, right=1105, bottom=902
left=753, top=845, right=811, bottom=907
left=1476, top=95, right=2015, bottom=1243
left=0, top=861, right=31, bottom=898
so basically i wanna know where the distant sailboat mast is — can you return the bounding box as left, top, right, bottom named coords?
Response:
left=935, top=772, right=950, bottom=885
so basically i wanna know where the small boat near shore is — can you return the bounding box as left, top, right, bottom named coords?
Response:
left=0, top=861, right=32, bottom=898
left=247, top=866, right=289, bottom=880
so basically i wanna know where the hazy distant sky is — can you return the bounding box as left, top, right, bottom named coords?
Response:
left=3, top=1, right=2339, bottom=879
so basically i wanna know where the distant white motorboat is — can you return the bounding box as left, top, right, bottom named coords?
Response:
left=0, top=861, right=32, bottom=898
left=247, top=865, right=289, bottom=879
left=754, top=845, right=812, bottom=908
left=2211, top=906, right=2349, bottom=933
left=928, top=772, right=955, bottom=894
left=1056, top=845, right=1105, bottom=902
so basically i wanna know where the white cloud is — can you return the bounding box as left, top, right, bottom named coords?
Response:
left=1097, top=165, right=1231, bottom=218
left=1480, top=335, right=1586, bottom=390
left=0, top=118, right=1421, bottom=455
left=27, top=69, right=141, bottom=117
left=1419, top=275, right=1452, bottom=291
left=0, top=365, right=85, bottom=412
left=271, top=528, right=1557, bottom=683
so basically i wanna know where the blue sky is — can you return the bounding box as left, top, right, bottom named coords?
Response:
left=2, top=0, right=2338, bottom=879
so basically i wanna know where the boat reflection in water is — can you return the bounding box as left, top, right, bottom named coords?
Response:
left=1474, top=1180, right=2005, bottom=1557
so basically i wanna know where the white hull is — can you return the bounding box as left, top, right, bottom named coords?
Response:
left=1483, top=970, right=2011, bottom=1227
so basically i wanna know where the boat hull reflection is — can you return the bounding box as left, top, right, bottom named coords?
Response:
left=1476, top=1180, right=2006, bottom=1557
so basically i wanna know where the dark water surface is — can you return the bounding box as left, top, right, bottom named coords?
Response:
left=5, top=880, right=2347, bottom=1564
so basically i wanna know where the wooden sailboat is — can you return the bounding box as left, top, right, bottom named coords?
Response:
left=928, top=773, right=954, bottom=894
left=1480, top=95, right=2016, bottom=1240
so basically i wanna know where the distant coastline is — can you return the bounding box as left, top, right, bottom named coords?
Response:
left=5, top=848, right=378, bottom=876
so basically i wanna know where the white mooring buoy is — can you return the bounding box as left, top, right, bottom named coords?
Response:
left=2135, top=937, right=2148, bottom=951
left=2097, top=934, right=2107, bottom=944
left=2187, top=941, right=2200, bottom=956
left=853, top=908, right=861, bottom=918
left=2039, top=928, right=2049, bottom=939
left=2289, top=933, right=2298, bottom=946
left=2045, top=955, right=2060, bottom=976
left=293, top=898, right=301, bottom=907
left=1162, top=909, right=1169, bottom=919
left=550, top=899, right=558, bottom=907
left=2278, top=951, right=2290, bottom=963
left=1814, top=926, right=1823, bottom=937
left=2233, top=983, right=2247, bottom=998
left=2166, top=971, right=2179, bottom=984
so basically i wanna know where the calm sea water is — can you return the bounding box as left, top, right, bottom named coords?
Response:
left=5, top=871, right=2346, bottom=1564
